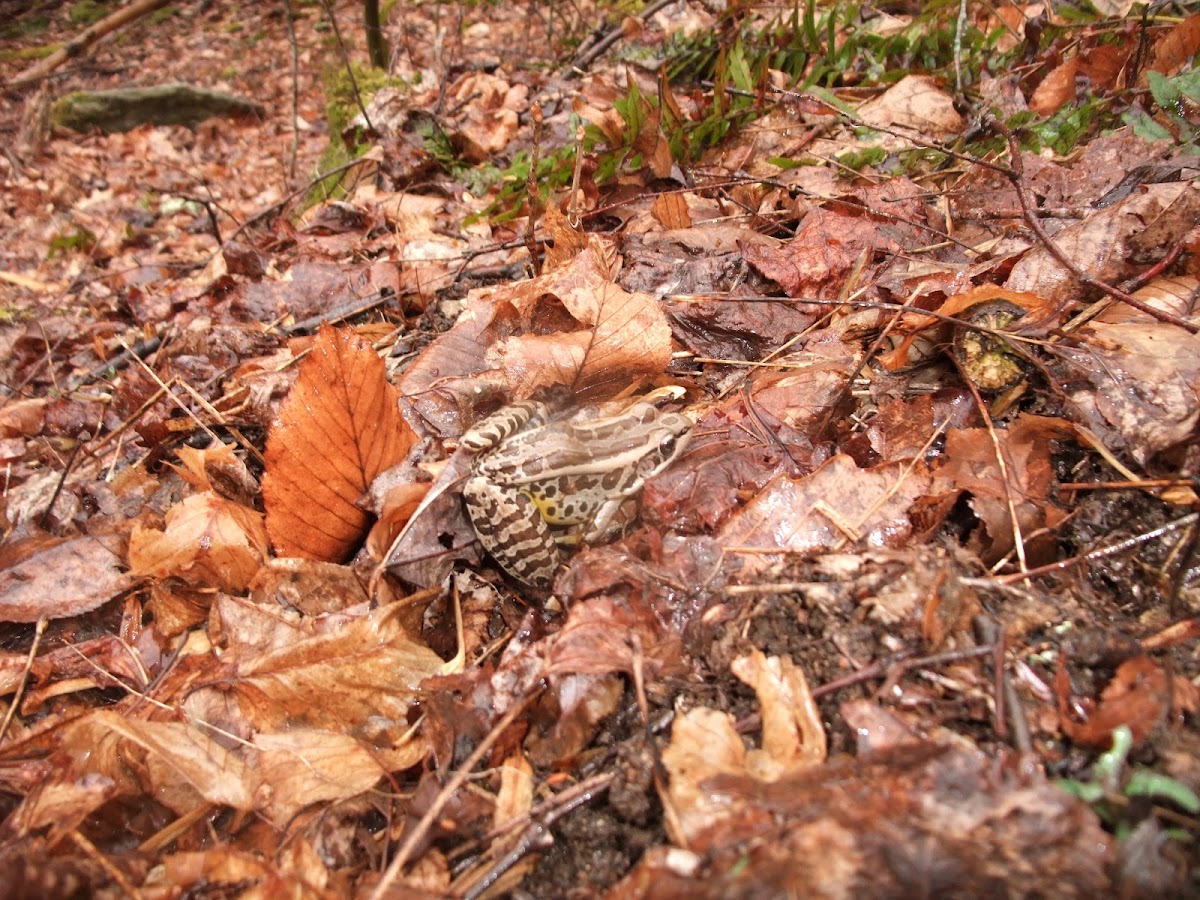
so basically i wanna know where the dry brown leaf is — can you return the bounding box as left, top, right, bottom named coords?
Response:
left=145, top=580, right=211, bottom=637
left=651, top=192, right=691, bottom=230
left=1095, top=274, right=1200, bottom=325
left=635, top=737, right=1112, bottom=897
left=662, top=653, right=827, bottom=846
left=1060, top=656, right=1200, bottom=747
left=252, top=729, right=386, bottom=826
left=450, top=71, right=527, bottom=162
left=129, top=492, right=269, bottom=593
left=1148, top=14, right=1200, bottom=78
left=199, top=600, right=444, bottom=731
left=248, top=557, right=370, bottom=616
left=740, top=179, right=927, bottom=301
left=263, top=323, right=415, bottom=562
left=1029, top=59, right=1079, bottom=116
left=0, top=397, right=46, bottom=438
left=1062, top=323, right=1200, bottom=462
left=0, top=533, right=134, bottom=623
left=935, top=415, right=1074, bottom=564
left=480, top=748, right=537, bottom=893
left=399, top=238, right=674, bottom=408
left=543, top=204, right=589, bottom=272
left=661, top=706, right=753, bottom=845
left=10, top=710, right=255, bottom=840
left=158, top=848, right=298, bottom=896
left=716, top=454, right=932, bottom=576
left=1005, top=183, right=1200, bottom=304
left=857, top=74, right=964, bottom=136
left=171, top=440, right=258, bottom=505
left=730, top=650, right=827, bottom=779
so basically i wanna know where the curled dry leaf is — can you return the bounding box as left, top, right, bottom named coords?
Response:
left=661, top=651, right=826, bottom=846
left=0, top=533, right=134, bottom=623
left=729, top=650, right=826, bottom=779
left=263, top=323, right=416, bottom=562
left=171, top=440, right=258, bottom=506
left=399, top=238, right=674, bottom=414
left=1062, top=323, right=1200, bottom=462
left=129, top=492, right=269, bottom=593
left=1059, top=655, right=1200, bottom=748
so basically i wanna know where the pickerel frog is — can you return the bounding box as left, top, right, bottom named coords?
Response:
left=462, top=393, right=692, bottom=589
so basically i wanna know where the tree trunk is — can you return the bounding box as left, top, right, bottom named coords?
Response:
left=364, top=0, right=389, bottom=69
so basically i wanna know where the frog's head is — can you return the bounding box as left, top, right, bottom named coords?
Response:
left=637, top=410, right=691, bottom=478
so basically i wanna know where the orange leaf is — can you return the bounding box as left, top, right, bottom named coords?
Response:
left=1029, top=59, right=1079, bottom=116
left=263, top=324, right=415, bottom=562
left=129, top=493, right=269, bottom=593
left=1149, top=14, right=1200, bottom=77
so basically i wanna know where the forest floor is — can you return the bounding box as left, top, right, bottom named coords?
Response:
left=1, top=1, right=1199, bottom=897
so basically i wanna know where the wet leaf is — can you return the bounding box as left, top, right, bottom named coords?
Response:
left=263, top=324, right=416, bottom=562
left=0, top=533, right=134, bottom=623
left=129, top=492, right=269, bottom=593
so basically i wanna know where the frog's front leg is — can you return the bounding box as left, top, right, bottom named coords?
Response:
left=581, top=496, right=639, bottom=546
left=463, top=475, right=561, bottom=589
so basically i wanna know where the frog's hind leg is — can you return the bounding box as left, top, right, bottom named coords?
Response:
left=463, top=476, right=561, bottom=589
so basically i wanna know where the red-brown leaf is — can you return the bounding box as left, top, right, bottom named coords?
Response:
left=263, top=324, right=415, bottom=562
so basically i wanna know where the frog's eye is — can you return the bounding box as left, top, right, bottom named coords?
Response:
left=658, top=434, right=677, bottom=456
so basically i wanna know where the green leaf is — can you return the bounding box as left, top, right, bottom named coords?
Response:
left=1056, top=778, right=1105, bottom=804
left=1124, top=109, right=1173, bottom=143
left=1125, top=770, right=1200, bottom=812
left=1148, top=71, right=1180, bottom=111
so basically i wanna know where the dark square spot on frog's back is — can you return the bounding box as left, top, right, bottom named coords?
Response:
left=601, top=469, right=625, bottom=491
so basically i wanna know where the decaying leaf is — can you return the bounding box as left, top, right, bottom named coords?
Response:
left=661, top=649, right=827, bottom=846
left=263, top=324, right=416, bottom=562
left=197, top=600, right=444, bottom=731
left=717, top=454, right=932, bottom=576
left=1061, top=323, right=1200, bottom=462
left=0, top=533, right=135, bottom=623
left=1059, top=655, right=1200, bottom=748
left=129, top=492, right=269, bottom=593
left=399, top=238, right=674, bottom=417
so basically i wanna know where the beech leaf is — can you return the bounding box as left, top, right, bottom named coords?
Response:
left=263, top=324, right=415, bottom=562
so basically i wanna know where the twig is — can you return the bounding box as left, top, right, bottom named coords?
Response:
left=369, top=692, right=541, bottom=899
left=283, top=0, right=301, bottom=182
left=984, top=512, right=1200, bottom=586
left=317, top=0, right=373, bottom=132
left=457, top=773, right=616, bottom=900
left=0, top=618, right=46, bottom=745
left=567, top=0, right=679, bottom=75
left=39, top=426, right=92, bottom=528
left=522, top=103, right=545, bottom=275
left=68, top=335, right=163, bottom=390
left=9, top=0, right=172, bottom=87
left=70, top=830, right=143, bottom=897
left=281, top=287, right=396, bottom=335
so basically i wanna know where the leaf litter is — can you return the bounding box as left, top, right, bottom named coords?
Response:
left=0, top=1, right=1199, bottom=897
